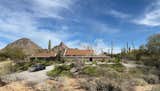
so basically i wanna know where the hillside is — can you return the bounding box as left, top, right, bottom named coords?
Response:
left=3, top=38, right=42, bottom=55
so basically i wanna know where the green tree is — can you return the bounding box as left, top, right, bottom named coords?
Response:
left=146, top=34, right=160, bottom=55
left=121, top=48, right=126, bottom=56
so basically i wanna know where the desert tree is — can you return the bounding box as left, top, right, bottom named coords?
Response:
left=146, top=34, right=160, bottom=55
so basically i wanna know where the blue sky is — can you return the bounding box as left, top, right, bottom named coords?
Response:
left=0, top=0, right=160, bottom=53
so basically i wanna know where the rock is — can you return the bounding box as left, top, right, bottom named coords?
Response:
left=92, top=64, right=96, bottom=67
left=73, top=72, right=79, bottom=75
left=52, top=42, right=68, bottom=55
left=0, top=79, right=6, bottom=87
left=70, top=67, right=78, bottom=73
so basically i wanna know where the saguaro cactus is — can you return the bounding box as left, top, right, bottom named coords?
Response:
left=111, top=41, right=114, bottom=57
left=48, top=40, right=52, bottom=52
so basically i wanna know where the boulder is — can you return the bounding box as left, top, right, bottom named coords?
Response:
left=0, top=79, right=6, bottom=87
left=70, top=67, right=78, bottom=73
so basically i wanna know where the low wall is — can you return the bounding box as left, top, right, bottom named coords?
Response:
left=63, top=56, right=110, bottom=61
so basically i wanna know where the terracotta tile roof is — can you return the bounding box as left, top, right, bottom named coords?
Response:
left=32, top=52, right=56, bottom=58
left=64, top=49, right=94, bottom=56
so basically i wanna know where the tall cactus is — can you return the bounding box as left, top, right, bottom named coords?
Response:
left=126, top=42, right=129, bottom=53
left=48, top=40, right=51, bottom=52
left=111, top=41, right=113, bottom=57
left=132, top=41, right=135, bottom=50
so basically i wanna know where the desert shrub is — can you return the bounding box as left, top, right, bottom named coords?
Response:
left=0, top=57, right=7, bottom=62
left=69, top=63, right=76, bottom=68
left=47, top=67, right=61, bottom=77
left=108, top=59, right=112, bottom=62
left=0, top=78, right=6, bottom=87
left=92, top=61, right=97, bottom=65
left=114, top=55, right=122, bottom=64
left=40, top=60, right=53, bottom=66
left=60, top=71, right=73, bottom=77
left=143, top=74, right=159, bottom=84
left=0, top=48, right=26, bottom=61
left=80, top=78, right=122, bottom=91
left=152, top=85, right=160, bottom=91
left=128, top=67, right=146, bottom=77
left=95, top=80, right=121, bottom=91
left=99, top=58, right=106, bottom=62
left=0, top=61, right=13, bottom=75
left=13, top=62, right=33, bottom=72
left=100, top=63, right=125, bottom=72
left=55, top=51, right=65, bottom=63
left=32, top=59, right=53, bottom=66
left=109, top=64, right=125, bottom=72
left=47, top=64, right=73, bottom=77
left=130, top=78, right=148, bottom=86
left=82, top=66, right=98, bottom=76
left=133, top=56, right=160, bottom=71
left=128, top=67, right=160, bottom=84
left=81, top=63, right=126, bottom=77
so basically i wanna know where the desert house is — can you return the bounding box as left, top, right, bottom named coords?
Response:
left=29, top=42, right=109, bottom=61
left=64, top=48, right=94, bottom=56
left=30, top=51, right=57, bottom=60
left=63, top=48, right=109, bottom=61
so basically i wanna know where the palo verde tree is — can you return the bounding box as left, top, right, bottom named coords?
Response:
left=146, top=34, right=160, bottom=55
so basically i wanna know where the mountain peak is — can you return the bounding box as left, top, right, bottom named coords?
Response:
left=59, top=42, right=68, bottom=49
left=52, top=42, right=68, bottom=54
left=19, top=37, right=30, bottom=40
left=3, top=38, right=42, bottom=55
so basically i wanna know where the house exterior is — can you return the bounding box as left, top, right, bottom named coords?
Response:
left=29, top=42, right=110, bottom=61
left=64, top=49, right=94, bottom=56
left=63, top=48, right=109, bottom=61
left=30, top=51, right=57, bottom=60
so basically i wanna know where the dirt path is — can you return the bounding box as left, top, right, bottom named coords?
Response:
left=2, top=65, right=54, bottom=83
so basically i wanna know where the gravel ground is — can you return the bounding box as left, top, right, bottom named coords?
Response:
left=1, top=62, right=143, bottom=83
left=2, top=65, right=54, bottom=83
left=121, top=62, right=137, bottom=68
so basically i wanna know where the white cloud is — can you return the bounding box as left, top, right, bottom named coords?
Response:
left=66, top=40, right=81, bottom=48
left=66, top=39, right=121, bottom=54
left=0, top=0, right=77, bottom=48
left=91, top=21, right=120, bottom=34
left=0, top=0, right=75, bottom=19
left=0, top=0, right=123, bottom=52
left=0, top=15, right=72, bottom=48
left=134, top=0, right=160, bottom=26
left=31, top=0, right=75, bottom=19
left=93, top=39, right=121, bottom=54
left=33, top=0, right=73, bottom=10
left=107, top=9, right=130, bottom=19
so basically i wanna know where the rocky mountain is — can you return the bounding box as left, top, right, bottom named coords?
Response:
left=52, top=42, right=68, bottom=55
left=3, top=38, right=42, bottom=55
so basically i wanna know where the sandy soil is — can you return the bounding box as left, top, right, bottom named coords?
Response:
left=35, top=77, right=85, bottom=91
left=0, top=81, right=34, bottom=91
left=0, top=77, right=85, bottom=91
left=134, top=84, right=160, bottom=91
